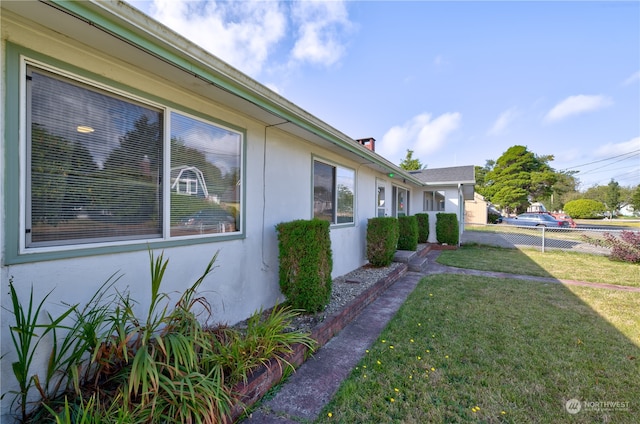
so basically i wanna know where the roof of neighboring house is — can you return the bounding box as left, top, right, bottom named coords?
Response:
left=409, top=165, right=476, bottom=185
left=409, top=165, right=476, bottom=200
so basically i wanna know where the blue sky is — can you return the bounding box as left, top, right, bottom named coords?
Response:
left=126, top=0, right=639, bottom=190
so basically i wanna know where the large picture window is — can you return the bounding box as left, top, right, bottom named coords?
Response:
left=313, top=160, right=354, bottom=224
left=25, top=64, right=242, bottom=250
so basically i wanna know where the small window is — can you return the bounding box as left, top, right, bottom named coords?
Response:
left=313, top=160, right=354, bottom=224
left=423, top=191, right=445, bottom=212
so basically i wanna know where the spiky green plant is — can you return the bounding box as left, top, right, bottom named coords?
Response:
left=6, top=280, right=77, bottom=421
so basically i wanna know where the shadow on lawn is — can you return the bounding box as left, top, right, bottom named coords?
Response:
left=417, top=243, right=640, bottom=423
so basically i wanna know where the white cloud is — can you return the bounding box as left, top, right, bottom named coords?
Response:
left=488, top=107, right=518, bottom=135
left=623, top=71, right=640, bottom=85
left=544, top=94, right=613, bottom=123
left=379, top=112, right=462, bottom=163
left=290, top=1, right=352, bottom=67
left=147, top=0, right=287, bottom=77
left=594, top=136, right=640, bottom=157
left=137, top=0, right=354, bottom=77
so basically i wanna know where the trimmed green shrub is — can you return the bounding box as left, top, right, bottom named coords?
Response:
left=366, top=217, right=399, bottom=267
left=564, top=199, right=606, bottom=219
left=436, top=213, right=459, bottom=245
left=397, top=215, right=419, bottom=251
left=276, top=219, right=333, bottom=313
left=415, top=213, right=430, bottom=243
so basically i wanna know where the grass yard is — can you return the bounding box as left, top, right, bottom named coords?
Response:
left=437, top=245, right=640, bottom=287
left=316, top=251, right=640, bottom=423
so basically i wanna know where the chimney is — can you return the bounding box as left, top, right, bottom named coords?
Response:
left=356, top=137, right=375, bottom=152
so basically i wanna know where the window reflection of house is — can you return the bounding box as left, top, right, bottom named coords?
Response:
left=171, top=166, right=210, bottom=199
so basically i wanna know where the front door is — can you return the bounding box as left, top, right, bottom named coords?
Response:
left=392, top=186, right=409, bottom=217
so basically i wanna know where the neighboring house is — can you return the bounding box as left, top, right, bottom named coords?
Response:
left=619, top=203, right=637, bottom=217
left=171, top=165, right=212, bottom=199
left=0, top=2, right=473, bottom=418
left=409, top=166, right=476, bottom=242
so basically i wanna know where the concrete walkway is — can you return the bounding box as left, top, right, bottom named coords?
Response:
left=241, top=249, right=638, bottom=423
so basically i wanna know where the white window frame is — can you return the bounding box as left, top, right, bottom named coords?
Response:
left=19, top=57, right=244, bottom=256
left=312, top=158, right=355, bottom=226
left=423, top=190, right=446, bottom=212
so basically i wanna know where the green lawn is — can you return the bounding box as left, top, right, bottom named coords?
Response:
left=436, top=245, right=640, bottom=287
left=316, top=252, right=640, bottom=423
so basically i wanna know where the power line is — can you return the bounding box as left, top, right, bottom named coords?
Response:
left=576, top=153, right=640, bottom=177
left=562, top=149, right=640, bottom=171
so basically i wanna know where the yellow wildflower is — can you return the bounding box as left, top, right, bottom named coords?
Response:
left=328, top=412, right=333, bottom=418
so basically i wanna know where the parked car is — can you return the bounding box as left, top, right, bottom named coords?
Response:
left=501, top=213, right=568, bottom=227
left=178, top=208, right=236, bottom=232
left=550, top=213, right=577, bottom=228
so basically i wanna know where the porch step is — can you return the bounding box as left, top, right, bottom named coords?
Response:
left=393, top=244, right=433, bottom=272
left=393, top=250, right=417, bottom=264
left=408, top=256, right=429, bottom=273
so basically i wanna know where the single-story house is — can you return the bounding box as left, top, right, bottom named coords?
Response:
left=0, top=1, right=474, bottom=419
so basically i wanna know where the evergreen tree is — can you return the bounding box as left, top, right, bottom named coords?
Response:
left=399, top=149, right=425, bottom=170
left=605, top=179, right=621, bottom=216
left=482, top=145, right=557, bottom=213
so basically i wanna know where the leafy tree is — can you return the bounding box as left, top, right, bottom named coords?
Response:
left=541, top=170, right=578, bottom=211
left=399, top=149, right=425, bottom=170
left=605, top=179, right=621, bottom=216
left=98, top=114, right=162, bottom=222
left=31, top=123, right=74, bottom=224
left=474, top=160, right=494, bottom=198
left=481, top=145, right=557, bottom=213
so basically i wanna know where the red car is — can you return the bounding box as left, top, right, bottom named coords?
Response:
left=551, top=213, right=577, bottom=228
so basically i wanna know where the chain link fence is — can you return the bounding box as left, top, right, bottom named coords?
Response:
left=461, top=224, right=632, bottom=255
